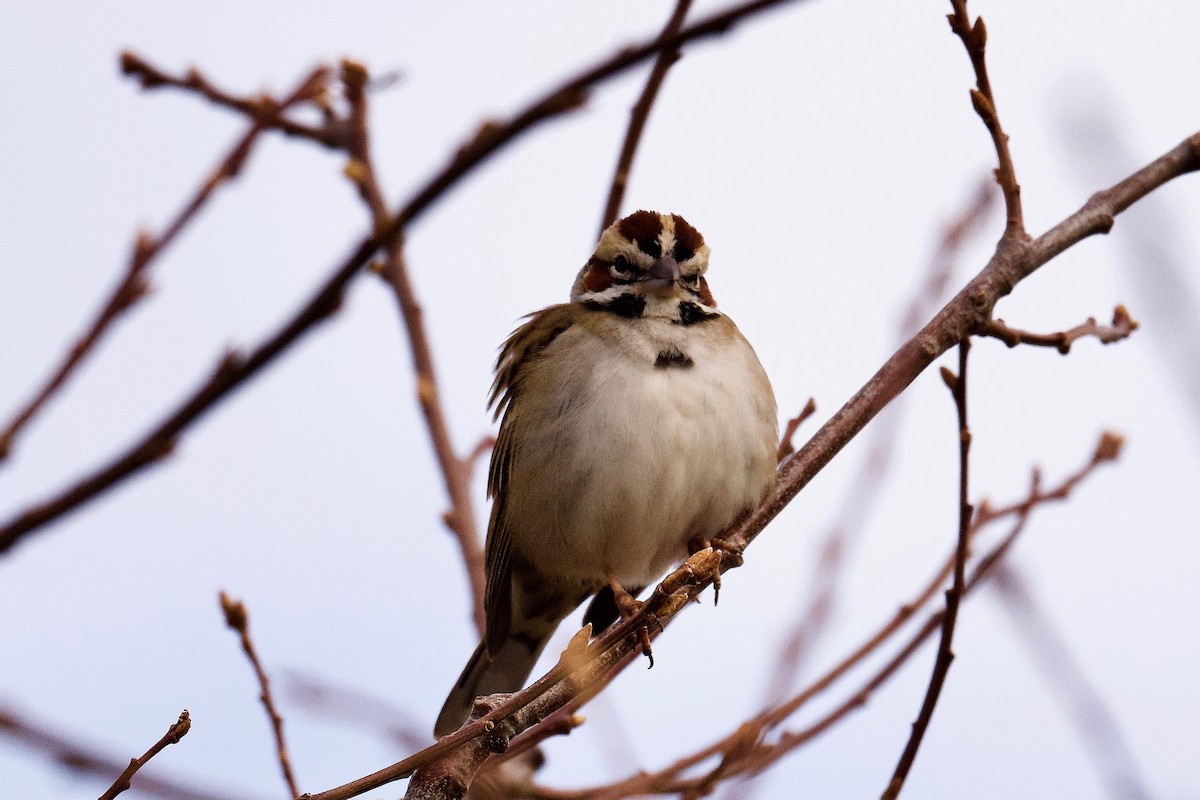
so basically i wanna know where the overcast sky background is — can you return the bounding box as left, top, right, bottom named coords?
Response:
left=2, top=2, right=1199, bottom=798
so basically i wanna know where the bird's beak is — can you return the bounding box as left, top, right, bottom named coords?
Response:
left=644, top=255, right=680, bottom=296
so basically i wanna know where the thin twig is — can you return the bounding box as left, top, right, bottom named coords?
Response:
left=297, top=121, right=1200, bottom=798
left=0, top=705, right=259, bottom=800
left=0, top=65, right=327, bottom=464
left=340, top=58, right=489, bottom=633
left=0, top=0, right=799, bottom=557
left=598, top=0, right=694, bottom=235
left=947, top=0, right=1023, bottom=235
left=776, top=398, right=817, bottom=462
left=220, top=592, right=299, bottom=799
left=749, top=178, right=995, bottom=752
left=98, top=711, right=192, bottom=800
left=881, top=342, right=973, bottom=800
left=980, top=305, right=1139, bottom=354
left=502, top=433, right=1123, bottom=800
left=119, top=53, right=344, bottom=148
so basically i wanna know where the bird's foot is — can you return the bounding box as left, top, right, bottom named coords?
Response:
left=606, top=572, right=654, bottom=668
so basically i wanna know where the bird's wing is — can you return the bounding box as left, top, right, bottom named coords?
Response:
left=484, top=303, right=578, bottom=652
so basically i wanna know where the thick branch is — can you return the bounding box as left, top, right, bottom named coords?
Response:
left=751, top=177, right=995, bottom=742
left=732, top=130, right=1199, bottom=569
left=294, top=125, right=1199, bottom=799
left=505, top=433, right=1122, bottom=800
left=0, top=0, right=798, bottom=556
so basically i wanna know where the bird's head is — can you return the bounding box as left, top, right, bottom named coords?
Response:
left=571, top=210, right=716, bottom=321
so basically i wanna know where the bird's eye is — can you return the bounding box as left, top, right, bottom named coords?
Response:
left=672, top=244, right=693, bottom=263
left=610, top=255, right=642, bottom=280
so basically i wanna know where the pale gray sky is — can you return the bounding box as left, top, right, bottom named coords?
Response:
left=2, top=2, right=1198, bottom=798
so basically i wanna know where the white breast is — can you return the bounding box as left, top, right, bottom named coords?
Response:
left=503, top=315, right=777, bottom=587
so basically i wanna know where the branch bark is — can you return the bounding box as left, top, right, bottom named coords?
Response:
left=0, top=0, right=800, bottom=556
left=371, top=132, right=1199, bottom=800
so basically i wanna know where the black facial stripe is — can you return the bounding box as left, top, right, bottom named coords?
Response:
left=638, top=238, right=662, bottom=259
left=585, top=292, right=646, bottom=319
left=654, top=347, right=694, bottom=369
left=676, top=302, right=719, bottom=326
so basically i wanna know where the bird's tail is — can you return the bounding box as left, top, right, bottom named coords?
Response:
left=434, top=635, right=546, bottom=737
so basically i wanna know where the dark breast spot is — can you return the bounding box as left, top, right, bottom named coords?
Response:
left=584, top=292, right=646, bottom=319
left=655, top=346, right=694, bottom=369
left=676, top=302, right=719, bottom=326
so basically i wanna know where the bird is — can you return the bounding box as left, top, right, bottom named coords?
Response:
left=434, top=210, right=778, bottom=737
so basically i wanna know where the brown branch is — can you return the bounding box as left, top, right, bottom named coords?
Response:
left=340, top=58, right=489, bottom=634
left=775, top=398, right=817, bottom=462
left=707, top=435, right=1124, bottom=789
left=727, top=130, right=1199, bottom=607
left=503, top=432, right=1123, bottom=800
left=294, top=122, right=1200, bottom=798
left=0, top=704, right=262, bottom=800
left=98, top=711, right=192, bottom=800
left=947, top=0, right=1023, bottom=235
left=119, top=53, right=344, bottom=148
left=881, top=343, right=973, bottom=800
left=0, top=0, right=798, bottom=558
left=220, top=592, right=299, bottom=799
left=0, top=64, right=328, bottom=464
left=749, top=177, right=995, bottom=752
left=297, top=549, right=722, bottom=800
left=598, top=0, right=694, bottom=235
left=981, top=304, right=1139, bottom=354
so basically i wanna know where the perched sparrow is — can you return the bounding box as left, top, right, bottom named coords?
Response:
left=435, top=210, right=777, bottom=736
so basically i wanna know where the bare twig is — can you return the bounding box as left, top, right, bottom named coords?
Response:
left=220, top=592, right=299, bottom=799
left=98, top=711, right=192, bottom=800
left=119, top=53, right=344, bottom=148
left=0, top=65, right=328, bottom=464
left=881, top=342, right=973, bottom=800
left=732, top=129, right=1199, bottom=591
left=294, top=120, right=1200, bottom=797
left=0, top=0, right=799, bottom=558
left=500, top=433, right=1123, bottom=800
left=0, top=704, right=262, bottom=800
left=990, top=564, right=1153, bottom=800
left=776, top=398, right=817, bottom=462
left=340, top=58, right=489, bottom=633
left=598, top=0, right=694, bottom=235
left=981, top=305, right=1139, bottom=354
left=947, top=0, right=1023, bottom=234
left=751, top=178, right=995, bottom=746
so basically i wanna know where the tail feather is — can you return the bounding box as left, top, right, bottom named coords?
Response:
left=434, top=635, right=546, bottom=737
